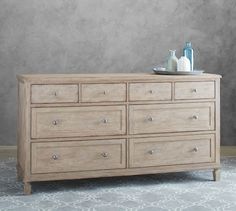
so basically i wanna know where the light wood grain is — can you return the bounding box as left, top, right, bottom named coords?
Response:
left=31, top=105, right=126, bottom=138
left=28, top=131, right=216, bottom=142
left=213, top=168, right=220, bottom=181
left=31, top=85, right=78, bottom=103
left=129, top=82, right=172, bottom=101
left=175, top=81, right=215, bottom=100
left=29, top=162, right=220, bottom=182
left=17, top=82, right=25, bottom=174
left=29, top=98, right=216, bottom=108
left=31, top=139, right=126, bottom=174
left=215, top=79, right=221, bottom=166
left=17, top=81, right=31, bottom=183
left=24, top=182, right=31, bottom=195
left=129, top=134, right=215, bottom=168
left=17, top=73, right=221, bottom=194
left=81, top=83, right=126, bottom=102
left=17, top=73, right=222, bottom=84
left=129, top=102, right=215, bottom=134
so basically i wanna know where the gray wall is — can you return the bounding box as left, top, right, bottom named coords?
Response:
left=0, top=0, right=235, bottom=145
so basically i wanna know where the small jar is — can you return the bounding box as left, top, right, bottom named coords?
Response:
left=177, top=56, right=191, bottom=72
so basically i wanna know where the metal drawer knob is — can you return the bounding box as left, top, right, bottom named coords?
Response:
left=149, top=90, right=154, bottom=94
left=192, top=89, right=197, bottom=93
left=101, top=152, right=109, bottom=158
left=149, top=150, right=155, bottom=155
left=53, top=92, right=57, bottom=96
left=52, top=155, right=58, bottom=160
left=52, top=120, right=58, bottom=125
left=193, top=147, right=198, bottom=152
left=148, top=116, right=154, bottom=122
left=103, top=91, right=107, bottom=95
left=192, top=115, right=198, bottom=120
left=102, top=119, right=108, bottom=123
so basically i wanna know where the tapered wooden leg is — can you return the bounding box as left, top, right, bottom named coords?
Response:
left=213, top=169, right=220, bottom=181
left=24, top=182, right=32, bottom=195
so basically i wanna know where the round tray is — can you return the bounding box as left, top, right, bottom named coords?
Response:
left=153, top=69, right=204, bottom=75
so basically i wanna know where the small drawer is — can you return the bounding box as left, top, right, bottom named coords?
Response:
left=175, top=81, right=215, bottom=100
left=129, top=83, right=171, bottom=101
left=31, top=85, right=78, bottom=103
left=129, top=135, right=215, bottom=168
left=31, top=139, right=126, bottom=174
left=31, top=105, right=126, bottom=138
left=129, top=102, right=214, bottom=134
left=81, top=83, right=126, bottom=102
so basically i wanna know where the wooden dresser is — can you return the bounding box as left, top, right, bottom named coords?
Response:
left=17, top=73, right=221, bottom=194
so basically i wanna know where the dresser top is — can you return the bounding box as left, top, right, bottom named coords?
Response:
left=17, top=73, right=221, bottom=83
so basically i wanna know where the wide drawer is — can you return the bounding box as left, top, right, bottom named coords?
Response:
left=129, top=83, right=171, bottom=101
left=129, top=134, right=215, bottom=168
left=31, top=105, right=126, bottom=138
left=31, top=85, right=78, bottom=103
left=81, top=83, right=126, bottom=102
left=129, top=102, right=214, bottom=134
left=175, top=81, right=215, bottom=100
left=31, top=139, right=126, bottom=174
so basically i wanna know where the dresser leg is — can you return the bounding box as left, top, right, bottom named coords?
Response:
left=213, top=169, right=220, bottom=181
left=24, top=182, right=32, bottom=195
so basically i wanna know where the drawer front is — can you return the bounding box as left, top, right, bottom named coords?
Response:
left=129, top=83, right=171, bottom=101
left=129, top=102, right=214, bottom=134
left=31, top=105, right=126, bottom=138
left=175, top=81, right=215, bottom=100
left=129, top=135, right=215, bottom=168
left=81, top=83, right=126, bottom=102
left=31, top=85, right=78, bottom=103
left=31, top=139, right=126, bottom=174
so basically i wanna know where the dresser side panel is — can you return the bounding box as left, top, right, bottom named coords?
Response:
left=215, top=79, right=221, bottom=166
left=17, top=81, right=31, bottom=181
left=17, top=82, right=26, bottom=178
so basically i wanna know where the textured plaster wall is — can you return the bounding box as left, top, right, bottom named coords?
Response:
left=0, top=0, right=235, bottom=145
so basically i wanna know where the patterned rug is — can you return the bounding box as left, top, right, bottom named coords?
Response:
left=0, top=157, right=236, bottom=211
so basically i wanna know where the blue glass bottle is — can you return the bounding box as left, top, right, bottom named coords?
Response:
left=183, top=42, right=194, bottom=71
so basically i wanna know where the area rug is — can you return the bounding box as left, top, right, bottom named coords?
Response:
left=0, top=157, right=236, bottom=211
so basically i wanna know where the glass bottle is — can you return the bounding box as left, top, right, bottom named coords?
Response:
left=183, top=42, right=194, bottom=71
left=166, top=50, right=178, bottom=72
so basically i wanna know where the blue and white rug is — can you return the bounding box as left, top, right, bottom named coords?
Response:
left=0, top=157, right=236, bottom=211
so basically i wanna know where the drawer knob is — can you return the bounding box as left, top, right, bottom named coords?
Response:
left=52, top=120, right=59, bottom=125
left=148, top=116, right=154, bottom=122
left=192, top=115, right=198, bottom=120
left=192, top=89, right=197, bottom=93
left=101, top=152, right=109, bottom=158
left=193, top=147, right=198, bottom=152
left=149, top=150, right=155, bottom=155
left=52, top=155, right=59, bottom=160
left=53, top=92, right=57, bottom=96
left=102, top=119, right=109, bottom=123
left=149, top=90, right=154, bottom=94
left=103, top=91, right=107, bottom=95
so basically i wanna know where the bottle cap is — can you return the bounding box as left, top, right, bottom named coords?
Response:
left=186, top=42, right=192, bottom=46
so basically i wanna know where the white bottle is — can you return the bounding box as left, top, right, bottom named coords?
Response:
left=167, top=50, right=178, bottom=72
left=177, top=56, right=191, bottom=72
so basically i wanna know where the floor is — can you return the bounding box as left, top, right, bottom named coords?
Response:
left=0, top=157, right=236, bottom=211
